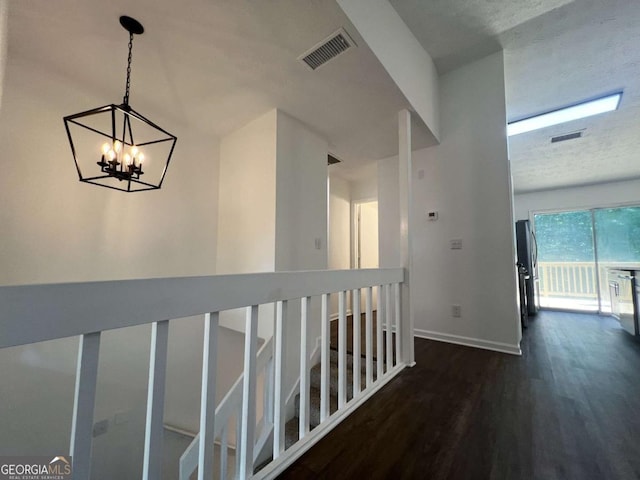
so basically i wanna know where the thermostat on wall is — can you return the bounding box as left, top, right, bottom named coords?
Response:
left=428, top=211, right=438, bottom=221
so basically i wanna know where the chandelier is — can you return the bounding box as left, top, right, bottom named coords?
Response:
left=63, top=16, right=177, bottom=192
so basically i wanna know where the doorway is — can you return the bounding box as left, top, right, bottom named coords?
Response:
left=534, top=205, right=640, bottom=313
left=353, top=200, right=379, bottom=311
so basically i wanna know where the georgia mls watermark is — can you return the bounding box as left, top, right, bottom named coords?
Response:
left=0, top=456, right=72, bottom=480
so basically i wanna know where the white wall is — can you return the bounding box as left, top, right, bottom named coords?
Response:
left=514, top=178, right=640, bottom=220
left=275, top=111, right=328, bottom=273
left=350, top=162, right=378, bottom=202
left=380, top=51, right=521, bottom=354
left=217, top=110, right=277, bottom=276
left=329, top=174, right=351, bottom=271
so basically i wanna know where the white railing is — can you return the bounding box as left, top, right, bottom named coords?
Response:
left=538, top=261, right=638, bottom=299
left=0, top=268, right=407, bottom=479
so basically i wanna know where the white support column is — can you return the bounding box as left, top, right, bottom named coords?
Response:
left=399, top=108, right=416, bottom=366
left=198, top=313, right=219, bottom=480
left=338, top=291, right=347, bottom=408
left=239, top=306, right=259, bottom=479
left=299, top=296, right=311, bottom=438
left=352, top=288, right=361, bottom=395
left=273, top=301, right=287, bottom=457
left=69, top=332, right=101, bottom=480
left=143, top=320, right=170, bottom=480
left=320, top=294, right=331, bottom=421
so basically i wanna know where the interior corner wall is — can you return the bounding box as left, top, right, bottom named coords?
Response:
left=410, top=51, right=521, bottom=354
left=274, top=111, right=328, bottom=273
left=513, top=178, right=640, bottom=220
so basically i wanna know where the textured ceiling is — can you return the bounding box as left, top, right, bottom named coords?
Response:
left=6, top=0, right=435, bottom=170
left=392, top=0, right=640, bottom=193
left=390, top=0, right=575, bottom=73
left=504, top=0, right=640, bottom=193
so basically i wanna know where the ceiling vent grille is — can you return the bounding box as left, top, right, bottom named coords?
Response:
left=299, top=28, right=356, bottom=71
left=551, top=131, right=583, bottom=143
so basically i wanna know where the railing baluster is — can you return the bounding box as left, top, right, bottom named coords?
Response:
left=299, top=296, right=311, bottom=438
left=220, top=423, right=229, bottom=480
left=143, top=320, right=170, bottom=480
left=70, top=332, right=101, bottom=480
left=338, top=291, right=347, bottom=408
left=235, top=409, right=242, bottom=477
left=376, top=286, right=384, bottom=380
left=320, top=294, right=330, bottom=421
left=198, top=313, right=219, bottom=480
left=238, top=305, right=259, bottom=479
left=273, top=301, right=287, bottom=458
left=385, top=285, right=393, bottom=373
left=365, top=287, right=373, bottom=388
left=352, top=288, right=361, bottom=396
left=395, top=283, right=402, bottom=366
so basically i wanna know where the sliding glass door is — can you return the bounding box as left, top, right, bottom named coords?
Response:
left=534, top=205, right=640, bottom=313
left=593, top=206, right=640, bottom=313
left=534, top=210, right=598, bottom=311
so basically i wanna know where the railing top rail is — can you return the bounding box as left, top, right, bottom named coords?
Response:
left=0, top=268, right=404, bottom=349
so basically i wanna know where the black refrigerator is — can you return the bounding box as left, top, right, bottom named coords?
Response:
left=516, top=220, right=538, bottom=318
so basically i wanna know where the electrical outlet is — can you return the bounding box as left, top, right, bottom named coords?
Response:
left=93, top=419, right=109, bottom=437
left=450, top=239, right=463, bottom=250
left=452, top=305, right=462, bottom=318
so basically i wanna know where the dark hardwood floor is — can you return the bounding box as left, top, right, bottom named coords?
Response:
left=279, top=311, right=640, bottom=479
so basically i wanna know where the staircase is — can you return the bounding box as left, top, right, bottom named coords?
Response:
left=285, top=349, right=374, bottom=448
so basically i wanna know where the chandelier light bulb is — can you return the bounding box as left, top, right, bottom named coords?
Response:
left=114, top=141, right=122, bottom=153
left=138, top=152, right=145, bottom=164
left=101, top=143, right=110, bottom=155
left=124, top=153, right=132, bottom=165
left=131, top=146, right=139, bottom=157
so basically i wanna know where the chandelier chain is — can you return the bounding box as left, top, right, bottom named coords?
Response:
left=123, top=32, right=134, bottom=105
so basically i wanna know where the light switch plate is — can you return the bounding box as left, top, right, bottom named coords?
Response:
left=450, top=239, right=463, bottom=250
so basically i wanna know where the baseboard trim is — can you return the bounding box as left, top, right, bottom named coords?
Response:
left=414, top=329, right=522, bottom=356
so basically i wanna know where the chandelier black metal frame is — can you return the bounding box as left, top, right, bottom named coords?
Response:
left=63, top=16, right=177, bottom=192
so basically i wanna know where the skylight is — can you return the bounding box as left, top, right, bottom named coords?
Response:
left=507, top=92, right=622, bottom=137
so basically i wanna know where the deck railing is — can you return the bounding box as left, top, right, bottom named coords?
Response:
left=537, top=261, right=637, bottom=301
left=0, top=268, right=407, bottom=479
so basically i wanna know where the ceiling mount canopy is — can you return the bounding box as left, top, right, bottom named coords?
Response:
left=63, top=16, right=177, bottom=193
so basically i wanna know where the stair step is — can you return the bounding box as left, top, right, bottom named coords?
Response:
left=294, top=386, right=339, bottom=428
left=309, top=353, right=373, bottom=396
left=285, top=417, right=299, bottom=449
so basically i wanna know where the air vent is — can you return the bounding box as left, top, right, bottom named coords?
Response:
left=551, top=131, right=583, bottom=143
left=299, top=28, right=356, bottom=71
left=328, top=154, right=341, bottom=165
